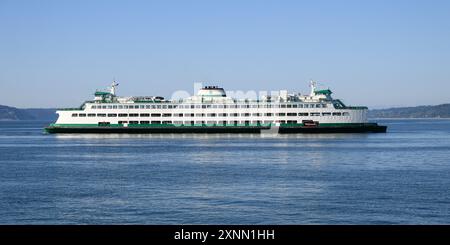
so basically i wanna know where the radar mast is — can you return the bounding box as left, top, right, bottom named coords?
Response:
left=110, top=80, right=119, bottom=95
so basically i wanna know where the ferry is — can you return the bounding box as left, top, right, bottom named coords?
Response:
left=45, top=81, right=387, bottom=134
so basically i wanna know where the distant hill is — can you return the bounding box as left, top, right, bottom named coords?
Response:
left=0, top=105, right=56, bottom=121
left=0, top=105, right=35, bottom=120
left=368, top=104, right=450, bottom=118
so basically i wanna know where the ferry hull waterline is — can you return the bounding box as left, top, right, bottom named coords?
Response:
left=45, top=81, right=387, bottom=134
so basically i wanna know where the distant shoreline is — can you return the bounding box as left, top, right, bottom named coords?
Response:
left=0, top=119, right=55, bottom=121
left=369, top=117, right=450, bottom=120
left=2, top=103, right=449, bottom=121
left=2, top=118, right=449, bottom=122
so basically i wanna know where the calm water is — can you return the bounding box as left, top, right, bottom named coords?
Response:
left=0, top=119, right=450, bottom=224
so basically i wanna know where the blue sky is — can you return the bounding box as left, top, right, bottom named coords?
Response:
left=0, top=0, right=449, bottom=108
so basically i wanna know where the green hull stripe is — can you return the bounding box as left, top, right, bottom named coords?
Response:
left=49, top=123, right=379, bottom=128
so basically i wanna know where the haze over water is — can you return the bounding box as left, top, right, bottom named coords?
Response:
left=0, top=119, right=450, bottom=224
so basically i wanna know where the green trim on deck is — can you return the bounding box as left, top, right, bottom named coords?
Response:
left=315, top=89, right=332, bottom=95
left=56, top=108, right=84, bottom=111
left=50, top=123, right=122, bottom=127
left=95, top=91, right=111, bottom=96
left=132, top=100, right=162, bottom=103
left=342, top=106, right=368, bottom=110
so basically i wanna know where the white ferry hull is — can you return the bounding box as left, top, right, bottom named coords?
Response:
left=45, top=81, right=387, bottom=134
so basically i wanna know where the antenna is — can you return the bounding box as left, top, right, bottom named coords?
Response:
left=309, top=80, right=316, bottom=96
left=110, top=79, right=119, bottom=95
